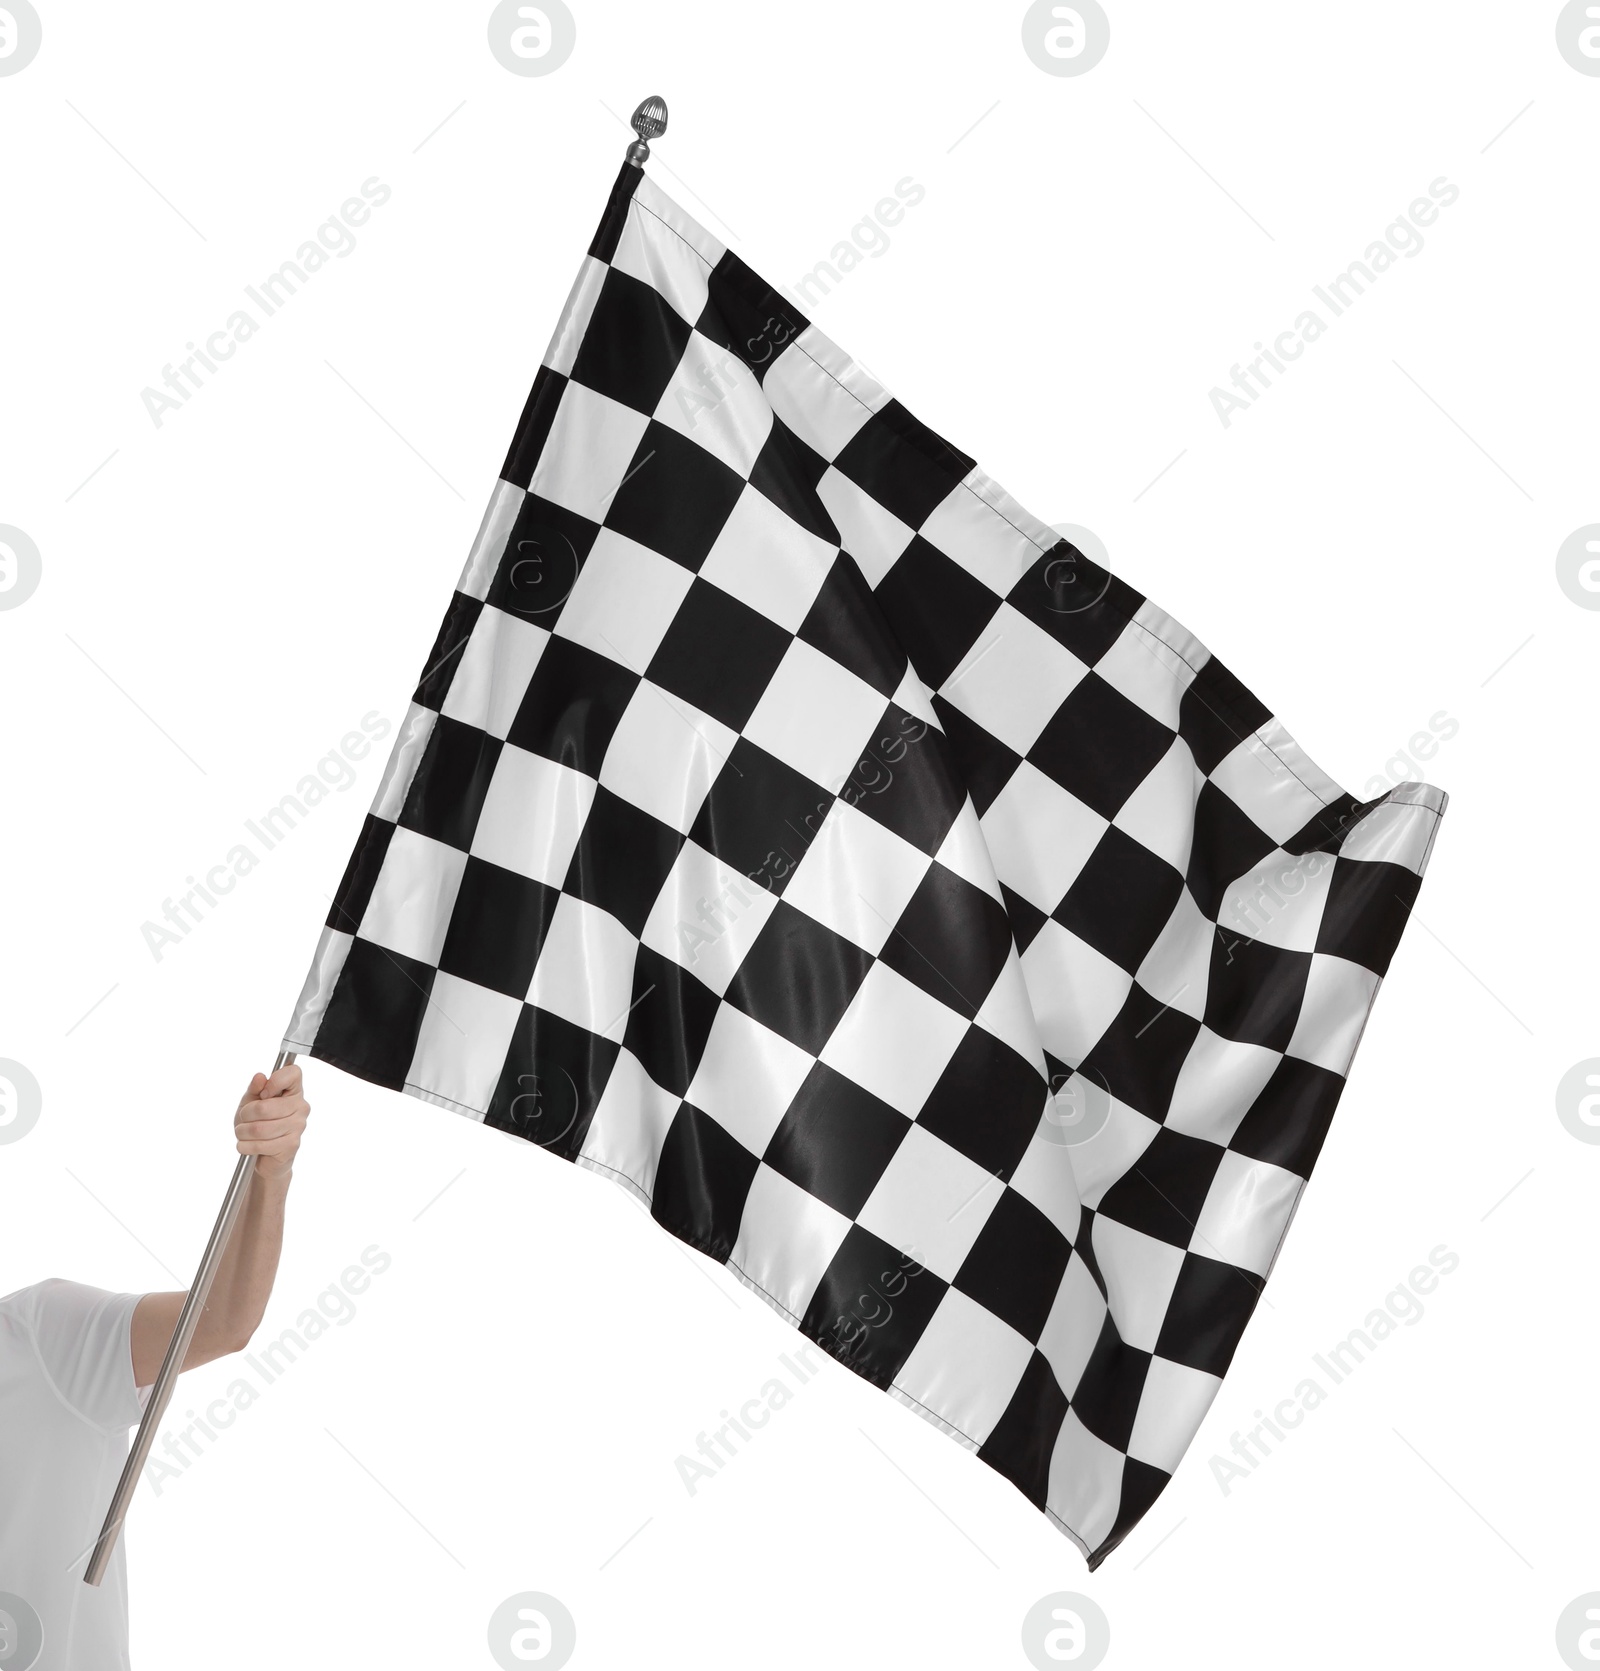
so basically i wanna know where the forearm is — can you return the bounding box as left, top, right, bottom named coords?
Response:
left=193, top=1162, right=292, bottom=1358
left=130, top=1063, right=309, bottom=1385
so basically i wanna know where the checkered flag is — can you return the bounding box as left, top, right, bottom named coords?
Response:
left=283, top=162, right=1445, bottom=1565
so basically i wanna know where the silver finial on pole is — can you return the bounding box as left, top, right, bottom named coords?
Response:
left=626, top=95, right=668, bottom=167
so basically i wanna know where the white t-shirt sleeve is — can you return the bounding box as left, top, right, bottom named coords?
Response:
left=23, top=1278, right=145, bottom=1432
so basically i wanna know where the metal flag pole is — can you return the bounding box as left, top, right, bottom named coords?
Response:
left=86, top=97, right=668, bottom=1586
left=83, top=1049, right=297, bottom=1588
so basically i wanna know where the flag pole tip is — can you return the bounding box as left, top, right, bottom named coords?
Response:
left=626, top=96, right=668, bottom=167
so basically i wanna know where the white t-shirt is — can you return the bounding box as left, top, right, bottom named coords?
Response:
left=0, top=1280, right=148, bottom=1671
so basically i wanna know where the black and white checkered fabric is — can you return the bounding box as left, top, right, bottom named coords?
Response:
left=284, top=163, right=1446, bottom=1566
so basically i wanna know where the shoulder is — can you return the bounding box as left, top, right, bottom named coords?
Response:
left=0, top=1277, right=77, bottom=1329
left=4, top=1278, right=145, bottom=1430
left=1, top=1277, right=120, bottom=1328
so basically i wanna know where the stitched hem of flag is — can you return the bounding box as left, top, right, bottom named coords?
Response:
left=281, top=159, right=1454, bottom=1566
left=284, top=747, right=1446, bottom=1558
left=502, top=1123, right=1108, bottom=1562
left=272, top=1045, right=1110, bottom=1554
left=275, top=1044, right=1323, bottom=1568
left=605, top=168, right=1450, bottom=841
left=566, top=1146, right=1094, bottom=1564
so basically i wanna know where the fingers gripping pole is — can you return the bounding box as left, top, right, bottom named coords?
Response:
left=83, top=1051, right=297, bottom=1588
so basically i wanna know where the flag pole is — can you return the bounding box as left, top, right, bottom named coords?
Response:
left=87, top=97, right=666, bottom=1586
left=83, top=1049, right=297, bottom=1587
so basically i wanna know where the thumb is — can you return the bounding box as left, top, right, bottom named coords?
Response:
left=243, top=1071, right=269, bottom=1102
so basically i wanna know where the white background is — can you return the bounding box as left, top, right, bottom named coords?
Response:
left=2, top=3, right=1597, bottom=1667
